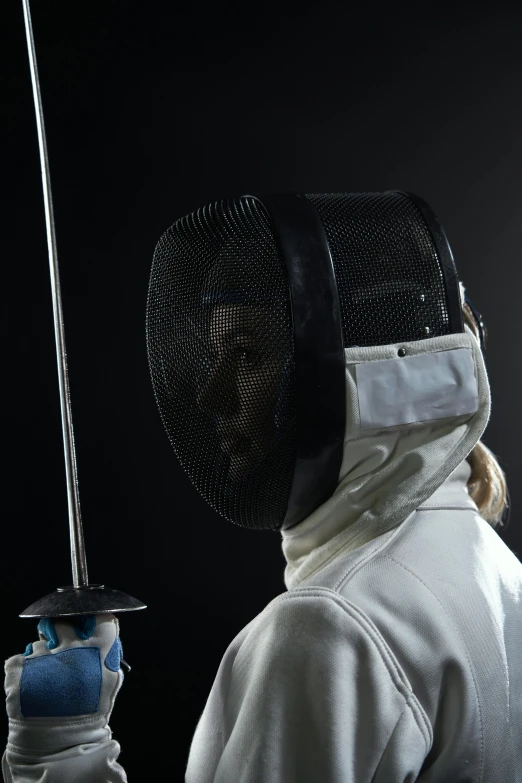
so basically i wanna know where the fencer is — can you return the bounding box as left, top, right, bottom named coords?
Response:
left=4, top=192, right=520, bottom=783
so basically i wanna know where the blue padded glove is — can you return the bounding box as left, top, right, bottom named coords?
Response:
left=3, top=614, right=127, bottom=758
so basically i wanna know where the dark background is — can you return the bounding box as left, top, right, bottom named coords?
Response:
left=3, top=0, right=522, bottom=778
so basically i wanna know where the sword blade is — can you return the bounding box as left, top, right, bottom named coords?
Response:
left=21, top=0, right=89, bottom=589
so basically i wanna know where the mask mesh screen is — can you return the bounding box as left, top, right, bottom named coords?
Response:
left=146, top=197, right=296, bottom=530
left=305, top=192, right=451, bottom=346
left=147, top=191, right=453, bottom=530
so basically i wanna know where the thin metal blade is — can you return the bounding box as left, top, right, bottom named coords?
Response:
left=20, top=0, right=147, bottom=620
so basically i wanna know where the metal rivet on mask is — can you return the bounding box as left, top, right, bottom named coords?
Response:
left=397, top=348, right=406, bottom=357
left=424, top=326, right=431, bottom=335
left=419, top=293, right=426, bottom=302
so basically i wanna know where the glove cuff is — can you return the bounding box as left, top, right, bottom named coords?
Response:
left=7, top=714, right=111, bottom=756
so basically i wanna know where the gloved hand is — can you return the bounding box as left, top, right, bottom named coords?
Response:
left=4, top=614, right=127, bottom=758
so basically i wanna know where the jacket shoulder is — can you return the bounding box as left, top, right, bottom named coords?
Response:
left=244, top=587, right=431, bottom=743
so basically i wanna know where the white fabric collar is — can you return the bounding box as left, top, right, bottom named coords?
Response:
left=281, top=326, right=489, bottom=590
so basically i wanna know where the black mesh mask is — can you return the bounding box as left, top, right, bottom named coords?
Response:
left=146, top=192, right=464, bottom=531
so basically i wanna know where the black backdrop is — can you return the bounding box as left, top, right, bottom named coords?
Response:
left=3, top=0, right=522, bottom=778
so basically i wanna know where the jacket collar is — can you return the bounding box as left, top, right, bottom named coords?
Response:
left=281, top=326, right=489, bottom=590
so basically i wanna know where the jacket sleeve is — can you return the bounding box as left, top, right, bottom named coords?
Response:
left=2, top=740, right=127, bottom=782
left=186, top=586, right=432, bottom=783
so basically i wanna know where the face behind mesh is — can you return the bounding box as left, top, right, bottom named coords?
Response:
left=146, top=198, right=297, bottom=530
left=146, top=192, right=452, bottom=530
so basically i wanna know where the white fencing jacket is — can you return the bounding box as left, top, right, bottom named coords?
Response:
left=185, top=326, right=522, bottom=782
left=4, top=326, right=522, bottom=781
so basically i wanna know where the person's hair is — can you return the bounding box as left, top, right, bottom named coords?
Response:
left=462, top=301, right=509, bottom=530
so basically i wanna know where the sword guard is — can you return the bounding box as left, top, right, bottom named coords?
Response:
left=19, top=585, right=147, bottom=618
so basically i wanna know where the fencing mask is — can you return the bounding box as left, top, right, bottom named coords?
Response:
left=146, top=192, right=467, bottom=532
